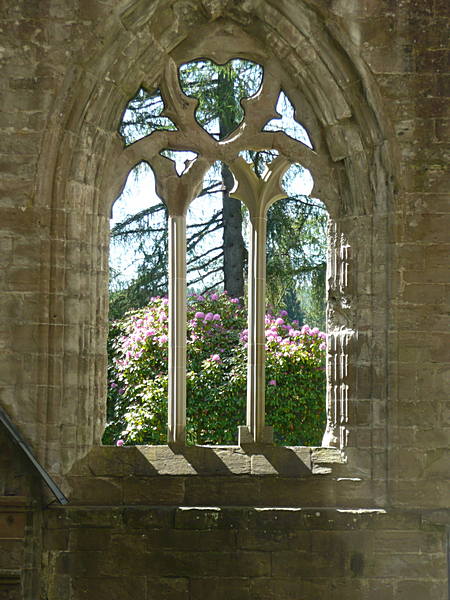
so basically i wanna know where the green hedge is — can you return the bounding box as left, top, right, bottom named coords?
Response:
left=103, top=292, right=326, bottom=446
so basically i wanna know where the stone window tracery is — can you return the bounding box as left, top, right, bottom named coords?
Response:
left=113, top=55, right=335, bottom=446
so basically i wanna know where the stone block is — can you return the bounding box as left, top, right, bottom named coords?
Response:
left=247, top=508, right=305, bottom=531
left=145, top=550, right=271, bottom=578
left=183, top=476, right=261, bottom=506
left=257, top=476, right=338, bottom=507
left=174, top=507, right=250, bottom=531
left=250, top=577, right=329, bottom=600
left=122, top=476, right=185, bottom=505
left=65, top=476, right=122, bottom=505
left=328, top=578, right=366, bottom=600
left=311, top=530, right=371, bottom=557
left=272, top=550, right=345, bottom=578
left=250, top=448, right=312, bottom=477
left=237, top=528, right=311, bottom=552
left=145, top=528, right=236, bottom=552
left=365, top=580, right=394, bottom=600
left=64, top=508, right=123, bottom=529
left=58, top=548, right=149, bottom=578
left=69, top=528, right=111, bottom=551
left=0, top=540, right=24, bottom=569
left=0, top=512, right=25, bottom=539
left=123, top=507, right=174, bottom=530
left=364, top=553, right=447, bottom=579
left=190, top=577, right=251, bottom=600
left=396, top=580, right=447, bottom=600
left=146, top=577, right=190, bottom=600
left=71, top=576, right=147, bottom=600
left=43, top=528, right=69, bottom=551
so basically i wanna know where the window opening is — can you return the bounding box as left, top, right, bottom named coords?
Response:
left=105, top=55, right=328, bottom=447
left=264, top=164, right=327, bottom=446
left=179, top=59, right=263, bottom=139
left=160, top=149, right=199, bottom=176
left=120, top=87, right=176, bottom=146
left=186, top=162, right=226, bottom=294
left=263, top=90, right=312, bottom=147
left=104, top=163, right=169, bottom=445
left=108, top=162, right=168, bottom=318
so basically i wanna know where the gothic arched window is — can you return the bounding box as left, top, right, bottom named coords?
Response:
left=110, top=55, right=336, bottom=446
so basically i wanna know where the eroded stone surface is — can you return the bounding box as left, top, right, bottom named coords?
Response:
left=0, top=0, right=448, bottom=598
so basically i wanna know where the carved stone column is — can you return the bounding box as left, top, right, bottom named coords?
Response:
left=167, top=212, right=187, bottom=444
left=230, top=157, right=290, bottom=444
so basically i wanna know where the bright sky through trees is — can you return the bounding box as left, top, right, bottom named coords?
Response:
left=109, top=58, right=328, bottom=327
left=110, top=158, right=316, bottom=289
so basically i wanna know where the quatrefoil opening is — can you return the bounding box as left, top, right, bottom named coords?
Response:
left=178, top=58, right=263, bottom=140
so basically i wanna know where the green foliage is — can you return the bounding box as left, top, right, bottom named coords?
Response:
left=103, top=293, right=326, bottom=446
left=179, top=58, right=263, bottom=138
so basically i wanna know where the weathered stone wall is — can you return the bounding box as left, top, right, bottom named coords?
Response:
left=0, top=429, right=42, bottom=599
left=43, top=505, right=447, bottom=600
left=0, top=0, right=448, bottom=598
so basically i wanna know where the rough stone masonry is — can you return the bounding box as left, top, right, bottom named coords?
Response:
left=0, top=1, right=448, bottom=598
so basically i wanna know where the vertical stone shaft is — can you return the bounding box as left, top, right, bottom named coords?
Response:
left=168, top=213, right=187, bottom=444
left=247, top=212, right=267, bottom=442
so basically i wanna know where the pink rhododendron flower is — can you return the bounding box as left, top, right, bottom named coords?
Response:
left=279, top=309, right=288, bottom=316
left=240, top=329, right=248, bottom=342
left=275, top=317, right=284, bottom=326
left=116, top=439, right=124, bottom=447
left=230, top=298, right=239, bottom=304
left=158, top=334, right=168, bottom=344
left=145, top=329, right=156, bottom=337
left=210, top=293, right=219, bottom=301
left=213, top=313, right=221, bottom=320
left=319, top=342, right=326, bottom=350
left=210, top=354, right=221, bottom=362
left=268, top=379, right=277, bottom=386
left=195, top=311, right=205, bottom=319
left=205, top=312, right=214, bottom=321
left=311, top=327, right=320, bottom=335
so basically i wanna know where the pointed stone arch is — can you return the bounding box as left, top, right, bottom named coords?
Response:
left=34, top=0, right=395, bottom=472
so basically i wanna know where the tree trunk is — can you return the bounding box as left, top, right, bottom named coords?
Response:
left=218, top=70, right=246, bottom=298
left=222, top=163, right=245, bottom=298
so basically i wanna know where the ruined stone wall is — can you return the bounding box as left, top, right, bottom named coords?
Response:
left=0, top=0, right=448, bottom=598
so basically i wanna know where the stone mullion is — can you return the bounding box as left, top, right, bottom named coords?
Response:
left=245, top=212, right=270, bottom=443
left=231, top=157, right=289, bottom=445
left=167, top=212, right=187, bottom=445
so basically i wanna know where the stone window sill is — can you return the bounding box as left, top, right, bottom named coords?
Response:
left=72, top=445, right=345, bottom=478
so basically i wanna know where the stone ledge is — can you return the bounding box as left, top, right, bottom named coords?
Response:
left=69, top=445, right=345, bottom=478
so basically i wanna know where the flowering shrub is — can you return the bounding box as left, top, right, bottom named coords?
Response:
left=103, top=293, right=326, bottom=446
